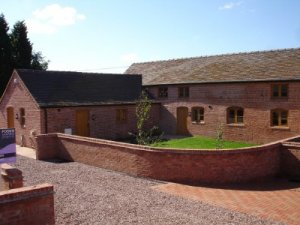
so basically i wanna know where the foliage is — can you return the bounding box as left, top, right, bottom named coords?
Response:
left=134, top=126, right=163, bottom=145
left=0, top=14, right=49, bottom=95
left=136, top=90, right=151, bottom=134
left=134, top=90, right=163, bottom=145
left=0, top=14, right=13, bottom=96
left=10, top=21, right=32, bottom=68
left=215, top=123, right=224, bottom=149
left=151, top=136, right=255, bottom=149
left=31, top=51, right=49, bottom=70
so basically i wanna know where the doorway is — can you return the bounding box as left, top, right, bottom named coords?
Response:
left=76, top=110, right=90, bottom=137
left=176, top=107, right=188, bottom=135
left=7, top=107, right=14, bottom=128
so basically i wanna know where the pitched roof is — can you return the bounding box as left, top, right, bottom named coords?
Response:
left=125, top=48, right=300, bottom=86
left=16, top=69, right=142, bottom=107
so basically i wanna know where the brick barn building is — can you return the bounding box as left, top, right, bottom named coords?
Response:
left=126, top=48, right=300, bottom=144
left=1, top=48, right=299, bottom=147
left=0, top=69, right=159, bottom=147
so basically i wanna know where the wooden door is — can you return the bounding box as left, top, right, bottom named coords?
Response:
left=176, top=107, right=188, bottom=135
left=7, top=107, right=14, bottom=128
left=76, top=110, right=90, bottom=137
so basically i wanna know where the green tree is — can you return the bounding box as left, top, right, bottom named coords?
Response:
left=136, top=90, right=152, bottom=144
left=31, top=51, right=49, bottom=70
left=0, top=15, right=49, bottom=95
left=215, top=123, right=224, bottom=149
left=0, top=14, right=13, bottom=95
left=10, top=21, right=32, bottom=69
left=135, top=90, right=163, bottom=145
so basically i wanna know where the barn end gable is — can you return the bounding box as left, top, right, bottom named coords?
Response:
left=0, top=70, right=43, bottom=147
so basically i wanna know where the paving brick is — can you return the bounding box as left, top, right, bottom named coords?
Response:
left=153, top=180, right=300, bottom=225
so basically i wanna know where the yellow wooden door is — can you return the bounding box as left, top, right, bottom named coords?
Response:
left=7, top=107, right=14, bottom=128
left=176, top=107, right=188, bottom=135
left=76, top=110, right=90, bottom=136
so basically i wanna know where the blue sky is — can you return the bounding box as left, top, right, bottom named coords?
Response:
left=1, top=0, right=300, bottom=73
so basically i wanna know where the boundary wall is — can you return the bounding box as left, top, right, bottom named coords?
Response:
left=35, top=133, right=300, bottom=184
left=0, top=184, right=54, bottom=225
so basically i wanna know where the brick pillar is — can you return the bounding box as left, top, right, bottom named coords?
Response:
left=1, top=164, right=23, bottom=190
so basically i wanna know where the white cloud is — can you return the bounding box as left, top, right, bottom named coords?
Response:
left=26, top=4, right=85, bottom=34
left=218, top=1, right=243, bottom=10
left=121, top=53, right=140, bottom=64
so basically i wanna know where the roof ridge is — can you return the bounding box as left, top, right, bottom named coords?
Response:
left=131, top=47, right=300, bottom=65
left=17, top=69, right=140, bottom=76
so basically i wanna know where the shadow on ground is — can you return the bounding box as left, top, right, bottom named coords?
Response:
left=180, top=178, right=300, bottom=191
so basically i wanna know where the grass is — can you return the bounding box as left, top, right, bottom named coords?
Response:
left=151, top=136, right=256, bottom=150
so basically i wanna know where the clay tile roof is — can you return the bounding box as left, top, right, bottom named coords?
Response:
left=125, top=48, right=300, bottom=85
left=16, top=69, right=142, bottom=107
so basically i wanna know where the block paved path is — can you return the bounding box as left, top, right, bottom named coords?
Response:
left=152, top=179, right=300, bottom=225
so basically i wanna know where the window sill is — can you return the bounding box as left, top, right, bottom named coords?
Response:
left=192, top=121, right=205, bottom=125
left=227, top=123, right=245, bottom=127
left=270, top=126, right=290, bottom=131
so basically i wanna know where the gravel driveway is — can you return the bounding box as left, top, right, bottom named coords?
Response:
left=14, top=156, right=282, bottom=225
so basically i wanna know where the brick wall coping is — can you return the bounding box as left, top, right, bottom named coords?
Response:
left=282, top=142, right=300, bottom=148
left=0, top=183, right=54, bottom=204
left=39, top=133, right=300, bottom=155
left=1, top=164, right=22, bottom=177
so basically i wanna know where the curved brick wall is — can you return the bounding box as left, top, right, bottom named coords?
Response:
left=36, top=133, right=283, bottom=184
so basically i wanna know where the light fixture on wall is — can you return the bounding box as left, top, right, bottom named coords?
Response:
left=13, top=78, right=18, bottom=84
left=15, top=113, right=19, bottom=120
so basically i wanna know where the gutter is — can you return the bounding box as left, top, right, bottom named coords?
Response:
left=142, top=78, right=300, bottom=87
left=39, top=101, right=161, bottom=108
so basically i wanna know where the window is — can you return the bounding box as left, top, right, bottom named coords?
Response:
left=192, top=107, right=204, bottom=123
left=158, top=87, right=168, bottom=98
left=227, top=107, right=244, bottom=124
left=178, top=86, right=189, bottom=98
left=271, top=109, right=288, bottom=127
left=19, top=108, right=25, bottom=127
left=116, top=109, right=127, bottom=123
left=272, top=84, right=288, bottom=98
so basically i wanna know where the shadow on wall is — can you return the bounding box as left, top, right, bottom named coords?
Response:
left=160, top=106, right=193, bottom=136
left=159, top=106, right=174, bottom=135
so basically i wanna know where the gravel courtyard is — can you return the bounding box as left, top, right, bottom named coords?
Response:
left=14, top=156, right=283, bottom=225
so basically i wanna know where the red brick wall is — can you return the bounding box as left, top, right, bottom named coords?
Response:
left=280, top=143, right=300, bottom=178
left=1, top=164, right=23, bottom=191
left=36, top=133, right=60, bottom=160
left=0, top=183, right=55, bottom=225
left=0, top=72, right=42, bottom=147
left=44, top=104, right=160, bottom=140
left=146, top=82, right=300, bottom=144
left=36, top=133, right=284, bottom=184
